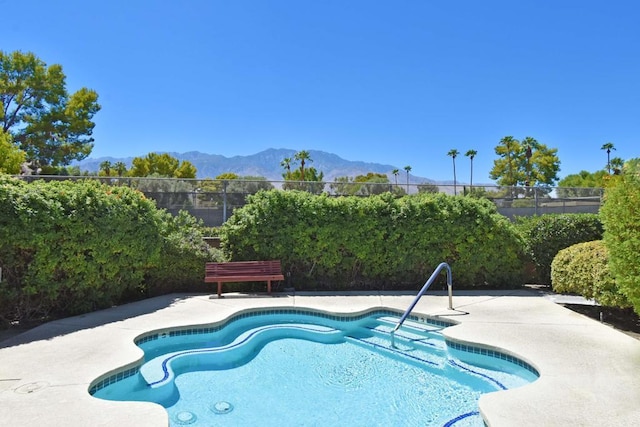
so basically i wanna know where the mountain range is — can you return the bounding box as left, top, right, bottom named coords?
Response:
left=75, top=148, right=444, bottom=184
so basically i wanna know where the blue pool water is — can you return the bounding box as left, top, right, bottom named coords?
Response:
left=90, top=309, right=538, bottom=426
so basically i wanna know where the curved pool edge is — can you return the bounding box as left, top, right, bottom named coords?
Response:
left=88, top=305, right=539, bottom=404
left=88, top=305, right=455, bottom=395
left=3, top=291, right=640, bottom=427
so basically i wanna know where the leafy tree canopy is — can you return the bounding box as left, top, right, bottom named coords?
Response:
left=197, top=173, right=274, bottom=206
left=282, top=167, right=325, bottom=193
left=128, top=152, right=197, bottom=178
left=283, top=167, right=324, bottom=182
left=557, top=170, right=608, bottom=197
left=489, top=136, right=560, bottom=191
left=331, top=173, right=392, bottom=196
left=0, top=131, right=25, bottom=174
left=354, top=172, right=389, bottom=183
left=0, top=50, right=100, bottom=167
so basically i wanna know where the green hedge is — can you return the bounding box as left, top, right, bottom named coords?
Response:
left=0, top=177, right=218, bottom=323
left=516, top=213, right=603, bottom=285
left=551, top=240, right=629, bottom=307
left=220, top=190, right=525, bottom=290
left=146, top=210, right=222, bottom=295
left=600, top=172, right=640, bottom=315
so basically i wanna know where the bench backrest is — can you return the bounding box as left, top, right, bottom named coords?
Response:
left=205, top=260, right=282, bottom=277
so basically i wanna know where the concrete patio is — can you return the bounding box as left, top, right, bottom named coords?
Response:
left=1, top=288, right=639, bottom=426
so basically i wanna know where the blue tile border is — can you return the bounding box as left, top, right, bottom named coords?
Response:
left=446, top=339, right=539, bottom=377
left=131, top=308, right=454, bottom=346
left=89, top=366, right=139, bottom=395
left=90, top=307, right=537, bottom=396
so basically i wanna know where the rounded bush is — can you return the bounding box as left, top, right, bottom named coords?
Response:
left=551, top=240, right=629, bottom=307
left=516, top=213, right=603, bottom=285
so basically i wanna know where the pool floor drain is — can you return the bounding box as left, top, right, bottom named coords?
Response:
left=174, top=411, right=197, bottom=424
left=211, top=401, right=234, bottom=414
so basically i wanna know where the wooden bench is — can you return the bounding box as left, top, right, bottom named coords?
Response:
left=204, top=260, right=284, bottom=298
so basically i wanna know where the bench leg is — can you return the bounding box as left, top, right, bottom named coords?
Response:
left=218, top=282, right=222, bottom=298
left=267, top=280, right=272, bottom=295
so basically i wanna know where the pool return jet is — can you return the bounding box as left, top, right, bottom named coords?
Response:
left=391, top=262, right=453, bottom=348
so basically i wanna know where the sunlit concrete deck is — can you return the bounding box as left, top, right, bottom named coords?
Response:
left=1, top=289, right=639, bottom=426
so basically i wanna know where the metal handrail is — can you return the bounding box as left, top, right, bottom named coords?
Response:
left=391, top=262, right=453, bottom=347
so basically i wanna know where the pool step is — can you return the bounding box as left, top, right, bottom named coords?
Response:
left=345, top=333, right=448, bottom=370
left=345, top=316, right=450, bottom=369
left=361, top=316, right=447, bottom=350
left=374, top=316, right=447, bottom=334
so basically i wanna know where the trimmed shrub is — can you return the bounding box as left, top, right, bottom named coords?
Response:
left=551, top=241, right=629, bottom=307
left=516, top=213, right=603, bottom=285
left=600, top=171, right=640, bottom=315
left=0, top=177, right=219, bottom=322
left=0, top=177, right=164, bottom=320
left=146, top=210, right=222, bottom=295
left=220, top=190, right=525, bottom=290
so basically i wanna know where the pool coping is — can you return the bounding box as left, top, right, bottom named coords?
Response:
left=1, top=289, right=639, bottom=426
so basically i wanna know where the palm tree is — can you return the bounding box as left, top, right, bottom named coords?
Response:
left=464, top=149, right=477, bottom=191
left=294, top=150, right=312, bottom=181
left=280, top=157, right=292, bottom=178
left=99, top=160, right=111, bottom=177
left=521, top=137, right=539, bottom=190
left=114, top=161, right=127, bottom=177
left=447, top=149, right=459, bottom=195
left=610, top=157, right=624, bottom=175
left=392, top=169, right=399, bottom=187
left=404, top=165, right=412, bottom=193
left=601, top=142, right=615, bottom=174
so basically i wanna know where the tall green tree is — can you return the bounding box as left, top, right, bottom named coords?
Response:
left=464, top=149, right=477, bottom=190
left=601, top=142, right=615, bottom=174
left=0, top=50, right=100, bottom=167
left=490, top=136, right=560, bottom=195
left=447, top=149, right=460, bottom=195
left=492, top=136, right=518, bottom=187
left=0, top=131, right=25, bottom=174
left=129, top=152, right=197, bottom=178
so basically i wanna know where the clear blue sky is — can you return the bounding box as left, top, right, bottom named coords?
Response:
left=4, top=0, right=638, bottom=182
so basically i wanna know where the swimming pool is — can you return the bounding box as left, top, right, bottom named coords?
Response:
left=90, top=308, right=539, bottom=426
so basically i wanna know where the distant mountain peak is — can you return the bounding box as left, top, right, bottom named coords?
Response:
left=75, top=149, right=436, bottom=183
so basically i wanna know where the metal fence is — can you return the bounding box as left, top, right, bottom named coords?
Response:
left=13, top=176, right=604, bottom=226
